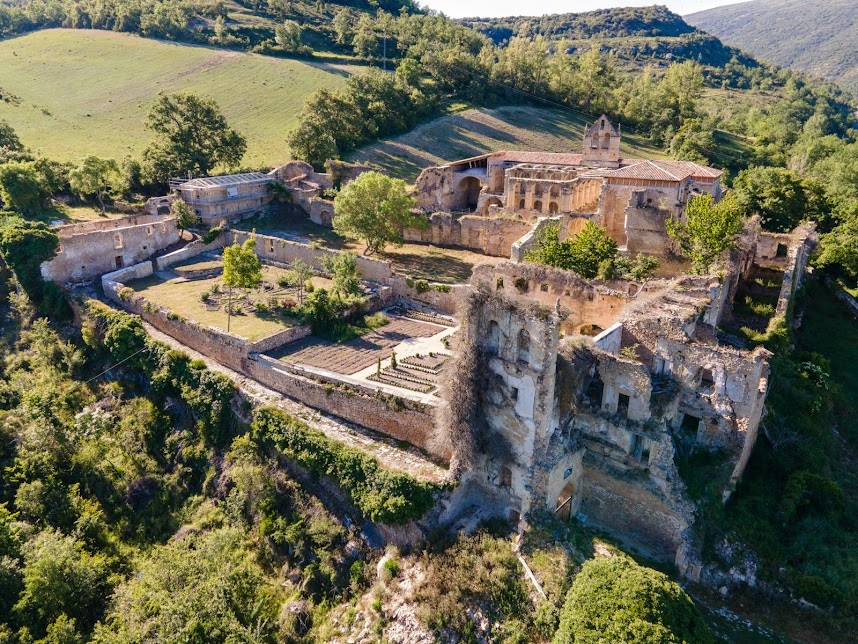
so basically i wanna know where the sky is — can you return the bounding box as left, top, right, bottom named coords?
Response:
left=419, top=0, right=742, bottom=20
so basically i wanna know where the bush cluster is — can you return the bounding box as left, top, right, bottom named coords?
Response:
left=251, top=407, right=438, bottom=524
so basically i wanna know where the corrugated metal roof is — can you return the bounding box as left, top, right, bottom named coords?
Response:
left=179, top=172, right=270, bottom=189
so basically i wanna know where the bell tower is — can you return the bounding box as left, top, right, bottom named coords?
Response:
left=582, top=115, right=621, bottom=168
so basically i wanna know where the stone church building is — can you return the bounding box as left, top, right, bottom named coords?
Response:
left=414, top=116, right=724, bottom=255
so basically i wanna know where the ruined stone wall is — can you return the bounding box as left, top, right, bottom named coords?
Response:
left=247, top=355, right=444, bottom=460
left=414, top=166, right=455, bottom=212
left=42, top=215, right=180, bottom=284
left=154, top=235, right=229, bottom=270
left=580, top=464, right=689, bottom=560
left=471, top=262, right=631, bottom=335
left=402, top=212, right=533, bottom=258
left=622, top=188, right=680, bottom=255
left=229, top=231, right=393, bottom=283
left=655, top=338, right=771, bottom=456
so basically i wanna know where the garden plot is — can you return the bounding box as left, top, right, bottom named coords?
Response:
left=269, top=315, right=447, bottom=375
left=367, top=353, right=450, bottom=393
left=128, top=255, right=333, bottom=342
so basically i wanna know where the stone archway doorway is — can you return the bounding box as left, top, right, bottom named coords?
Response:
left=555, top=481, right=576, bottom=521
left=458, top=176, right=482, bottom=211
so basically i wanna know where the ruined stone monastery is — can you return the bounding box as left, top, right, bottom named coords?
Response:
left=41, top=117, right=816, bottom=578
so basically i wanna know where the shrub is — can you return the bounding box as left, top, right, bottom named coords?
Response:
left=414, top=279, right=430, bottom=293
left=255, top=302, right=268, bottom=313
left=200, top=291, right=210, bottom=302
left=553, top=557, right=712, bottom=644
left=381, top=557, right=400, bottom=580
left=251, top=407, right=439, bottom=524
left=202, top=225, right=224, bottom=245
left=434, top=284, right=451, bottom=293
left=117, top=287, right=134, bottom=302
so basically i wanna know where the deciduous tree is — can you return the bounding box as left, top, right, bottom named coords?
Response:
left=666, top=192, right=745, bottom=274
left=142, top=93, right=246, bottom=184
left=222, top=234, right=262, bottom=331
left=68, top=156, right=124, bottom=213
left=171, top=199, right=199, bottom=234
left=332, top=171, right=424, bottom=254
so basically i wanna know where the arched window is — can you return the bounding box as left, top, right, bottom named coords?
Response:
left=534, top=200, right=543, bottom=212
left=549, top=202, right=559, bottom=214
left=519, top=199, right=525, bottom=209
left=517, top=329, right=531, bottom=364
left=602, top=133, right=611, bottom=149
left=487, top=320, right=501, bottom=354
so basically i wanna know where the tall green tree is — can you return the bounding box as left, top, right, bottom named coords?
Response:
left=666, top=192, right=745, bottom=274
left=171, top=199, right=200, bottom=234
left=142, top=93, right=247, bottom=184
left=323, top=252, right=361, bottom=299
left=222, top=235, right=262, bottom=331
left=0, top=162, right=51, bottom=216
left=332, top=171, right=425, bottom=254
left=733, top=166, right=829, bottom=232
left=68, top=156, right=124, bottom=213
left=525, top=221, right=618, bottom=279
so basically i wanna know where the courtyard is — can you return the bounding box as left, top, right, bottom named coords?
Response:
left=236, top=204, right=506, bottom=284
left=127, top=254, right=336, bottom=342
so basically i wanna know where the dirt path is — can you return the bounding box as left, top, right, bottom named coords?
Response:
left=141, top=321, right=449, bottom=483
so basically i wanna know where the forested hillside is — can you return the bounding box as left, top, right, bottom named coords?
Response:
left=687, top=0, right=858, bottom=96
left=462, top=5, right=755, bottom=70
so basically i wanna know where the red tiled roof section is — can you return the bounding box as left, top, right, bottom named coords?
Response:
left=605, top=160, right=723, bottom=182
left=497, top=151, right=585, bottom=165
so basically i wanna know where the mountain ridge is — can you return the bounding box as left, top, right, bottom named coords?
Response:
left=686, top=0, right=858, bottom=95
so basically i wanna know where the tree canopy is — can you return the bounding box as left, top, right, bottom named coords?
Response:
left=68, top=156, right=124, bottom=213
left=666, top=193, right=745, bottom=274
left=332, top=171, right=425, bottom=254
left=553, top=557, right=713, bottom=644
left=142, top=93, right=246, bottom=184
left=525, top=221, right=618, bottom=279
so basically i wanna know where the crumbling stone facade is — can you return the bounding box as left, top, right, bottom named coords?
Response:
left=41, top=214, right=180, bottom=284
left=414, top=116, right=724, bottom=256
left=442, top=218, right=815, bottom=573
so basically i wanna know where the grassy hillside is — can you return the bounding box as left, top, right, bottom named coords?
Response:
left=686, top=0, right=858, bottom=95
left=0, top=29, right=359, bottom=167
left=347, top=105, right=669, bottom=181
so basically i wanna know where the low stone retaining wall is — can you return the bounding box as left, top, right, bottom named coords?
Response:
left=389, top=276, right=464, bottom=315
left=248, top=355, right=445, bottom=459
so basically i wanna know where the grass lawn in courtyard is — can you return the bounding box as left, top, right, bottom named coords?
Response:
left=237, top=204, right=505, bottom=284
left=128, top=258, right=334, bottom=342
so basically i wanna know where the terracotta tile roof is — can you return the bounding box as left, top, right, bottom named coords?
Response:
left=604, top=160, right=723, bottom=182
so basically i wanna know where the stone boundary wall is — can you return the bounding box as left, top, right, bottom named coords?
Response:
left=389, top=276, right=463, bottom=315
left=510, top=216, right=560, bottom=262
left=248, top=355, right=445, bottom=459
left=403, top=212, right=533, bottom=258
left=230, top=230, right=393, bottom=283
left=249, top=325, right=311, bottom=354
left=155, top=235, right=229, bottom=270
